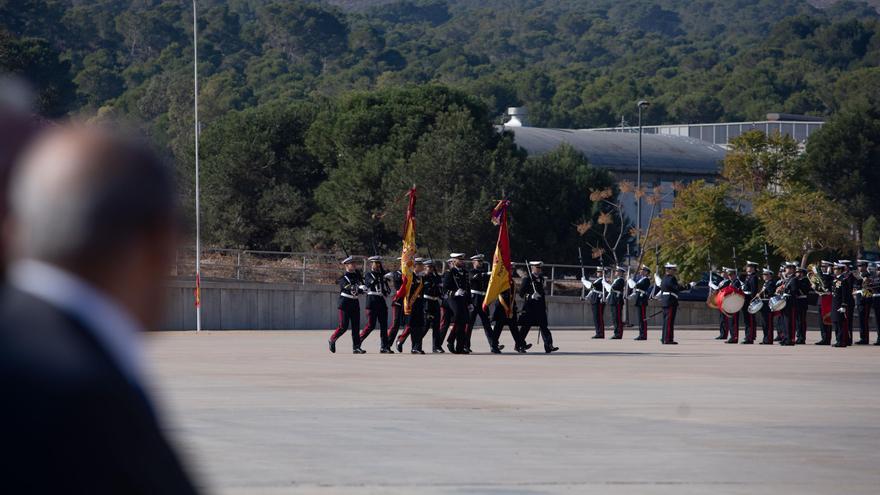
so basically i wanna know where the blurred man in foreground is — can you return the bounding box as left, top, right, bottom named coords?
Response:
left=0, top=125, right=201, bottom=494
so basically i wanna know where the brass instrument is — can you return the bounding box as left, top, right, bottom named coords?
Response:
left=806, top=264, right=828, bottom=294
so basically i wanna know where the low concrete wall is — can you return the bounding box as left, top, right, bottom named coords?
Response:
left=163, top=279, right=720, bottom=330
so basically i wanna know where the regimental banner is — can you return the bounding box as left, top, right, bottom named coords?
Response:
left=395, top=187, right=418, bottom=315
left=483, top=200, right=513, bottom=317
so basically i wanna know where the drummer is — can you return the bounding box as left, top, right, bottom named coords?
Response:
left=759, top=268, right=776, bottom=345
left=717, top=267, right=741, bottom=344
left=815, top=261, right=834, bottom=345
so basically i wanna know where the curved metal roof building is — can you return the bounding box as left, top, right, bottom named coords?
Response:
left=501, top=125, right=726, bottom=177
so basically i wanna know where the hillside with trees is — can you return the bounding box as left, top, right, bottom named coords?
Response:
left=2, top=0, right=880, bottom=259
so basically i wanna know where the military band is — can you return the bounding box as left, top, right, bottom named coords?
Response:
left=334, top=254, right=880, bottom=354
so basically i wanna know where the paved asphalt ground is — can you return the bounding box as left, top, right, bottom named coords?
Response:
left=145, top=329, right=880, bottom=495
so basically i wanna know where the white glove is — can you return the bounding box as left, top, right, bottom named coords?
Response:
left=838, top=307, right=846, bottom=313
left=531, top=293, right=542, bottom=300
left=581, top=277, right=593, bottom=290
left=454, top=289, right=466, bottom=297
left=689, top=281, right=697, bottom=288
left=358, top=285, right=368, bottom=292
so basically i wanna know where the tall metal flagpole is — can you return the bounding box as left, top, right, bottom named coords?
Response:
left=193, top=0, right=201, bottom=332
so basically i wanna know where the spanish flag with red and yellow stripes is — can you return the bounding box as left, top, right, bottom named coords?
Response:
left=395, top=187, right=417, bottom=314
left=483, top=200, right=513, bottom=316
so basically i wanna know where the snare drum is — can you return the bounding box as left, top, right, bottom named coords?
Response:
left=768, top=295, right=787, bottom=311
left=747, top=298, right=763, bottom=314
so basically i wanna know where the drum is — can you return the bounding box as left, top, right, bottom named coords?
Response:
left=819, top=294, right=832, bottom=325
left=714, top=286, right=745, bottom=315
left=747, top=298, right=763, bottom=314
left=768, top=295, right=787, bottom=311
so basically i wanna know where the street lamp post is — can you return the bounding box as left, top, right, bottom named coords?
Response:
left=636, top=100, right=649, bottom=254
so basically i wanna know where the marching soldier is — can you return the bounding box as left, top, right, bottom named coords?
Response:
left=608, top=267, right=626, bottom=339
left=468, top=254, right=494, bottom=351
left=518, top=261, right=558, bottom=353
left=774, top=266, right=786, bottom=342
left=815, top=261, right=834, bottom=345
left=717, top=268, right=740, bottom=344
left=328, top=256, right=366, bottom=354
left=795, top=267, right=810, bottom=344
left=758, top=268, right=775, bottom=345
left=583, top=267, right=606, bottom=339
left=359, top=256, right=393, bottom=353
left=854, top=260, right=872, bottom=345
left=443, top=253, right=472, bottom=354
left=873, top=262, right=880, bottom=345
left=422, top=260, right=445, bottom=353
left=740, top=262, right=759, bottom=344
left=385, top=258, right=405, bottom=346
left=658, top=263, right=693, bottom=345
left=840, top=260, right=856, bottom=343
left=711, top=268, right=727, bottom=340
left=778, top=262, right=799, bottom=346
left=400, top=258, right=428, bottom=354
left=492, top=287, right=529, bottom=353
left=631, top=266, right=652, bottom=340
left=831, top=262, right=851, bottom=347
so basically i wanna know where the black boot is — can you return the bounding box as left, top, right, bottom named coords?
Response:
left=328, top=340, right=336, bottom=353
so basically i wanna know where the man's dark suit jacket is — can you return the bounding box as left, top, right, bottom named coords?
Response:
left=0, top=287, right=200, bottom=494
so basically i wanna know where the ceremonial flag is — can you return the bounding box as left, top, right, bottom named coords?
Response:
left=483, top=199, right=513, bottom=316
left=194, top=272, right=201, bottom=308
left=395, top=187, right=417, bottom=314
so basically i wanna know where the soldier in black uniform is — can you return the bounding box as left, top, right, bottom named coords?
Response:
left=740, top=262, right=759, bottom=344
left=778, top=262, right=799, bottom=346
left=422, top=260, right=445, bottom=353
left=815, top=261, right=834, bottom=345
left=443, top=253, right=471, bottom=354
left=872, top=262, right=880, bottom=345
left=758, top=268, right=775, bottom=345
left=468, top=254, right=494, bottom=352
left=795, top=267, right=810, bottom=344
left=385, top=258, right=405, bottom=346
left=632, top=266, right=652, bottom=341
left=328, top=256, right=366, bottom=354
left=658, top=263, right=693, bottom=344
left=582, top=267, right=606, bottom=339
left=608, top=267, right=626, bottom=339
left=854, top=260, right=873, bottom=345
left=492, top=287, right=529, bottom=353
left=401, top=259, right=427, bottom=354
left=831, top=262, right=850, bottom=347
left=774, top=267, right=786, bottom=342
left=518, top=261, right=558, bottom=353
left=359, top=256, right=393, bottom=353
left=717, top=268, right=741, bottom=344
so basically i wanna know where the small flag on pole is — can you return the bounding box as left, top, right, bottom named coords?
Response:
left=194, top=272, right=201, bottom=308
left=483, top=200, right=513, bottom=316
left=395, top=187, right=417, bottom=314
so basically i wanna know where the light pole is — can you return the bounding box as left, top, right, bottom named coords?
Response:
left=636, top=100, right=649, bottom=254
left=193, top=0, right=201, bottom=332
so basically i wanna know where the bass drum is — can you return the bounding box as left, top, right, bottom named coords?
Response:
left=768, top=295, right=787, bottom=312
left=714, top=286, right=745, bottom=316
left=747, top=298, right=763, bottom=314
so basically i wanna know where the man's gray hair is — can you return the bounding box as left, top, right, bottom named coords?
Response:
left=10, top=125, right=176, bottom=265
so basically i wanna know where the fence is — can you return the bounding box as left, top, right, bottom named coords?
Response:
left=172, top=247, right=613, bottom=298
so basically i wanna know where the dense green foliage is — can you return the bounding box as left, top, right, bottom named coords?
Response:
left=4, top=0, right=880, bottom=259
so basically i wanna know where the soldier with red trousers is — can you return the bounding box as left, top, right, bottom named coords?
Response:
left=658, top=263, right=693, bottom=345
left=329, top=256, right=366, bottom=354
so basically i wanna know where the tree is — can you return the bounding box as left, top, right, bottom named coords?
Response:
left=510, top=144, right=618, bottom=263
left=804, top=103, right=880, bottom=255
left=196, top=102, right=324, bottom=250
left=0, top=31, right=75, bottom=116
left=722, top=129, right=801, bottom=201
left=649, top=181, right=763, bottom=282
left=753, top=187, right=855, bottom=266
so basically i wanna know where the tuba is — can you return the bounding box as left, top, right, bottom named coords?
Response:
left=807, top=264, right=827, bottom=294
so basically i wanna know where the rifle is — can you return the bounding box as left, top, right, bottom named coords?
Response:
left=732, top=247, right=739, bottom=280
left=763, top=243, right=771, bottom=271
left=577, top=247, right=586, bottom=298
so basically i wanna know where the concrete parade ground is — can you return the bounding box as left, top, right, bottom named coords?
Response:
left=146, top=329, right=880, bottom=495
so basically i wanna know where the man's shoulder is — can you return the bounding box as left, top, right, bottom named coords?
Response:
left=0, top=287, right=120, bottom=391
